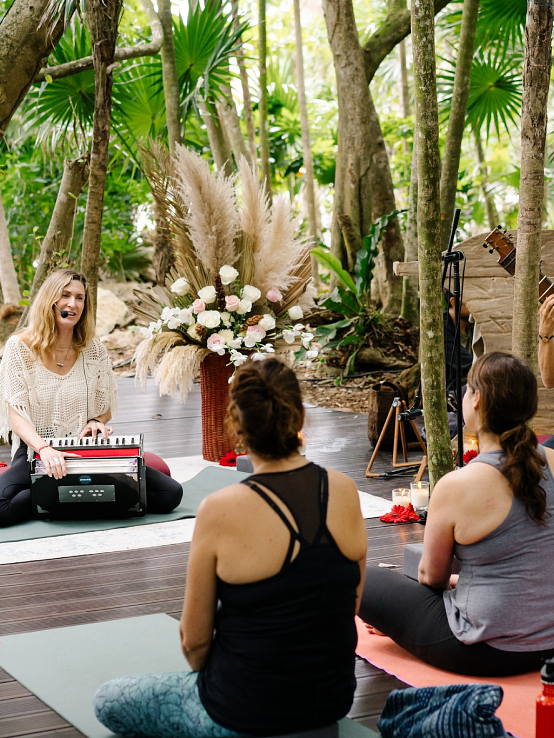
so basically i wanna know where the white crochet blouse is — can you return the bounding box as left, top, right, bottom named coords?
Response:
left=0, top=335, right=118, bottom=458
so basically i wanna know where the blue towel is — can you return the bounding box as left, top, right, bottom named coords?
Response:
left=377, top=684, right=508, bottom=737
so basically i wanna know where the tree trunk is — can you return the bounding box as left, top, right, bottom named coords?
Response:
left=412, top=0, right=452, bottom=486
left=512, top=1, right=553, bottom=368
left=0, top=0, right=69, bottom=139
left=474, top=129, right=499, bottom=229
left=401, top=140, right=419, bottom=322
left=399, top=40, right=410, bottom=118
left=258, top=0, right=272, bottom=202
left=439, top=0, right=479, bottom=249
left=0, top=186, right=21, bottom=304
left=323, top=0, right=373, bottom=271
left=232, top=0, right=257, bottom=166
left=293, top=0, right=319, bottom=280
left=200, top=100, right=233, bottom=177
left=18, top=155, right=90, bottom=328
left=80, top=0, right=123, bottom=320
left=156, top=0, right=182, bottom=153
left=368, top=90, right=404, bottom=314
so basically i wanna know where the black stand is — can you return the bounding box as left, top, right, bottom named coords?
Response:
left=441, top=208, right=465, bottom=468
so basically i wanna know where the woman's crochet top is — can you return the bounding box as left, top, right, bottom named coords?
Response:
left=0, top=335, right=118, bottom=458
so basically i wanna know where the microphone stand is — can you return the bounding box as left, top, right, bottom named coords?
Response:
left=441, top=208, right=464, bottom=468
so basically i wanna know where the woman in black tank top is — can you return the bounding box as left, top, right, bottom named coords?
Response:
left=94, top=358, right=367, bottom=737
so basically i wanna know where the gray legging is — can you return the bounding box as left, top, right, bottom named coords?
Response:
left=359, top=565, right=553, bottom=677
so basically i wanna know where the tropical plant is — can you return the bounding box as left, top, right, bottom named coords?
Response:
left=310, top=210, right=405, bottom=376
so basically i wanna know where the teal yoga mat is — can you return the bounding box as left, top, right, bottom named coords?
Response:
left=0, top=614, right=378, bottom=738
left=0, top=466, right=249, bottom=544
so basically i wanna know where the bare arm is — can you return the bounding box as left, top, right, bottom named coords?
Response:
left=418, top=475, right=457, bottom=589
left=179, top=498, right=219, bottom=671
left=539, top=295, right=554, bottom=388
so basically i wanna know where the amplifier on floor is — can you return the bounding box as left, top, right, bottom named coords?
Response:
left=30, top=435, right=147, bottom=520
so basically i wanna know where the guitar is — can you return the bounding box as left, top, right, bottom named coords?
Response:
left=482, top=227, right=554, bottom=304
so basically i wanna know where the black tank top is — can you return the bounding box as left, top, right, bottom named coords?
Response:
left=197, top=463, right=360, bottom=736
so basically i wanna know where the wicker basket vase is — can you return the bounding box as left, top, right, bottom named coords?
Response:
left=199, top=352, right=236, bottom=461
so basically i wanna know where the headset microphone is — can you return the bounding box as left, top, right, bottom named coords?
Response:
left=54, top=303, right=69, bottom=319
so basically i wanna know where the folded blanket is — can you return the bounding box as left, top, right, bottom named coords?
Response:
left=378, top=684, right=508, bottom=738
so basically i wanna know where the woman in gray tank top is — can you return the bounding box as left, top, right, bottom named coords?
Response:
left=360, top=352, right=554, bottom=676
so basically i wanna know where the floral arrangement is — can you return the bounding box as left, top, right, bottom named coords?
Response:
left=133, top=144, right=317, bottom=402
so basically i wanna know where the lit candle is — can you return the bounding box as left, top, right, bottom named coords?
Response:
left=392, top=488, right=411, bottom=508
left=462, top=428, right=479, bottom=454
left=410, top=481, right=430, bottom=510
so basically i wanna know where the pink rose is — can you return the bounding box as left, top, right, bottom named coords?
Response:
left=266, top=288, right=282, bottom=303
left=244, top=325, right=266, bottom=348
left=225, top=295, right=240, bottom=312
left=207, top=334, right=226, bottom=355
left=193, top=299, right=205, bottom=314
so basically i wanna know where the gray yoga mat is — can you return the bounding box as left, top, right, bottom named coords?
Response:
left=0, top=614, right=379, bottom=738
left=0, top=466, right=249, bottom=544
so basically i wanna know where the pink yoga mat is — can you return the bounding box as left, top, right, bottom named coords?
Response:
left=355, top=617, right=538, bottom=738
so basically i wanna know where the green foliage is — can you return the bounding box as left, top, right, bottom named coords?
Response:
left=311, top=210, right=405, bottom=377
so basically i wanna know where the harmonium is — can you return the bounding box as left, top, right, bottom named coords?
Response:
left=30, top=435, right=147, bottom=520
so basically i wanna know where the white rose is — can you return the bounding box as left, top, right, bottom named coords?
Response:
left=197, top=310, right=221, bottom=329
left=227, top=337, right=243, bottom=349
left=288, top=305, right=303, bottom=320
left=242, top=284, right=262, bottom=302
left=198, top=285, right=217, bottom=303
left=236, top=299, right=252, bottom=315
left=258, top=314, right=276, bottom=331
left=140, top=320, right=162, bottom=339
left=218, top=329, right=235, bottom=343
left=171, top=277, right=190, bottom=295
left=219, top=265, right=239, bottom=285
left=187, top=323, right=202, bottom=341
left=220, top=311, right=232, bottom=327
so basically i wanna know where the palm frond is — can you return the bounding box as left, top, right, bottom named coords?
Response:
left=274, top=248, right=315, bottom=318
left=175, top=145, right=239, bottom=273
left=132, top=284, right=172, bottom=325
left=233, top=231, right=255, bottom=286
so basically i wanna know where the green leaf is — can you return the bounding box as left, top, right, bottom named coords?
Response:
left=315, top=317, right=356, bottom=342
left=45, top=74, right=53, bottom=84
left=357, top=209, right=406, bottom=294
left=346, top=349, right=360, bottom=376
left=18, top=299, right=31, bottom=306
left=311, top=247, right=359, bottom=295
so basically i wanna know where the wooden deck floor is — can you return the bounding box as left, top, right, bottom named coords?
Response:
left=0, top=377, right=426, bottom=736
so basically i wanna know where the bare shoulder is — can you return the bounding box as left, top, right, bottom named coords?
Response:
left=195, top=482, right=254, bottom=525
left=326, top=467, right=358, bottom=495
left=541, top=445, right=554, bottom=473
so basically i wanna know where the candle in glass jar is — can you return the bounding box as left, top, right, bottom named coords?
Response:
left=410, top=481, right=430, bottom=510
left=392, top=488, right=411, bottom=508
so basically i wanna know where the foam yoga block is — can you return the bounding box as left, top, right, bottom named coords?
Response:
left=0, top=614, right=379, bottom=738
left=403, top=543, right=461, bottom=581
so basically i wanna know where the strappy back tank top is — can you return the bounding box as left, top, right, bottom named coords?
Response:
left=444, top=448, right=554, bottom=651
left=197, top=462, right=360, bottom=735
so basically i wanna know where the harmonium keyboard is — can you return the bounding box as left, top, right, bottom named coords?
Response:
left=30, top=435, right=147, bottom=520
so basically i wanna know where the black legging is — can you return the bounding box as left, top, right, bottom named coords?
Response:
left=359, top=565, right=554, bottom=677
left=0, top=443, right=183, bottom=527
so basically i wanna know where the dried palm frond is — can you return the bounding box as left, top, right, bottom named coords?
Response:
left=154, top=345, right=209, bottom=403
left=132, top=284, right=172, bottom=325
left=139, top=140, right=195, bottom=263
left=175, top=145, right=239, bottom=273
left=233, top=231, right=255, bottom=287
left=236, top=156, right=270, bottom=255
left=273, top=247, right=314, bottom=318
left=254, top=196, right=306, bottom=297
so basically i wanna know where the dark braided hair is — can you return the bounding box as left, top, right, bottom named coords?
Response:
left=468, top=352, right=549, bottom=524
left=227, top=358, right=303, bottom=460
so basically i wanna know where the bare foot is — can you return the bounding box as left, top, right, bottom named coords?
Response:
left=364, top=623, right=386, bottom=636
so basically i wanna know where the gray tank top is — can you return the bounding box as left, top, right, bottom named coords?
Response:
left=444, top=447, right=554, bottom=651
